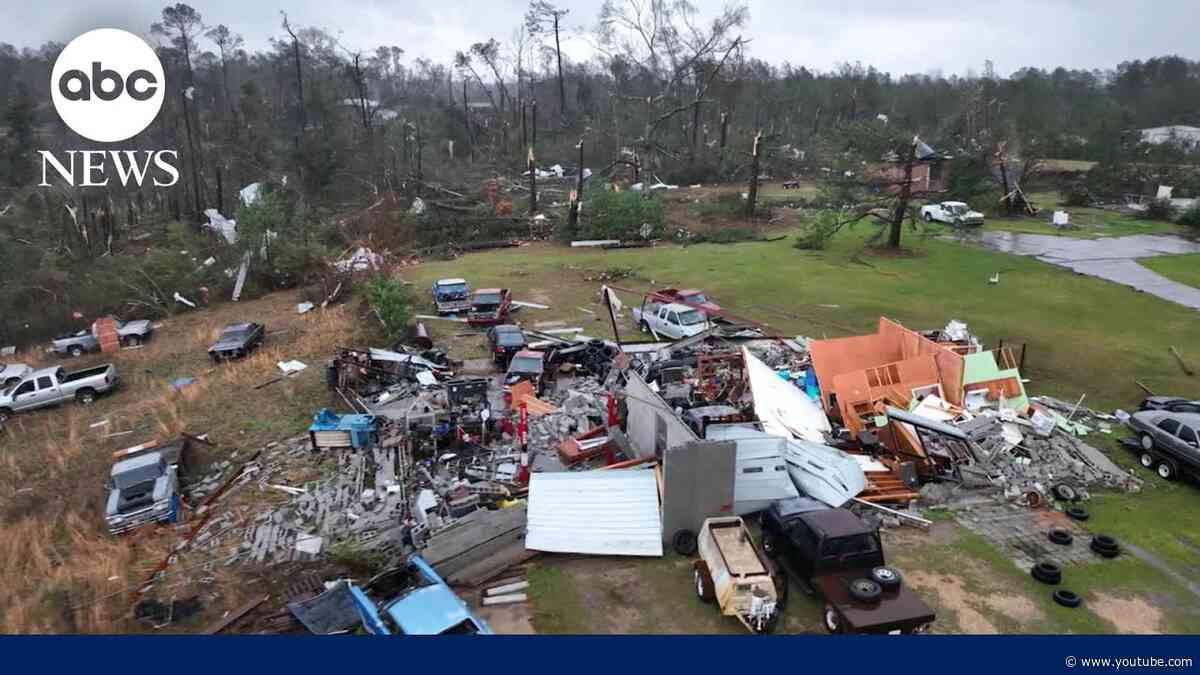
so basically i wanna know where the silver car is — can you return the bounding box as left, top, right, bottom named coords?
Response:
left=1128, top=410, right=1200, bottom=482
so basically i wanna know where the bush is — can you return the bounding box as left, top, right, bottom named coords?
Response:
left=364, top=275, right=413, bottom=341
left=1143, top=198, right=1176, bottom=222
left=1061, top=183, right=1092, bottom=207
left=1178, top=202, right=1200, bottom=229
left=559, top=187, right=664, bottom=241
left=794, top=211, right=843, bottom=250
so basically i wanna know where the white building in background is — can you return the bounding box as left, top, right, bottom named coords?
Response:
left=1139, top=125, right=1200, bottom=149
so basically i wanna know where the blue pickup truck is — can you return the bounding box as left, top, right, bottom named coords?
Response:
left=349, top=554, right=492, bottom=635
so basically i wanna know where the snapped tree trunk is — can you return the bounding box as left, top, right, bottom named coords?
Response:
left=529, top=101, right=538, bottom=214
left=745, top=130, right=762, bottom=218
left=567, top=139, right=583, bottom=229
left=889, top=140, right=918, bottom=249
left=554, top=15, right=566, bottom=122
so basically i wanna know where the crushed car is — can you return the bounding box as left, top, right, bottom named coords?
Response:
left=505, top=349, right=548, bottom=395
left=467, top=288, right=512, bottom=326
left=49, top=319, right=155, bottom=357
left=486, top=324, right=527, bottom=367
left=347, top=554, right=493, bottom=635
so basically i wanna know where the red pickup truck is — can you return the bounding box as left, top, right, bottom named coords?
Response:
left=467, top=288, right=512, bottom=326
left=652, top=288, right=721, bottom=314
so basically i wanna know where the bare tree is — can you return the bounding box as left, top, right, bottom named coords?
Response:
left=526, top=1, right=570, bottom=122
left=152, top=3, right=205, bottom=219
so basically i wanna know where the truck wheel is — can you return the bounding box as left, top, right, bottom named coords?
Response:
left=639, top=320, right=650, bottom=333
left=1031, top=561, right=1062, bottom=585
left=124, top=335, right=142, bottom=347
left=1156, top=460, right=1176, bottom=481
left=823, top=604, right=845, bottom=634
left=1139, top=451, right=1156, bottom=468
left=1052, top=484, right=1078, bottom=502
left=1090, top=534, right=1120, bottom=558
left=924, top=212, right=934, bottom=222
left=76, top=389, right=96, bottom=405
left=0, top=408, right=11, bottom=423
left=672, top=529, right=698, bottom=557
left=870, top=566, right=903, bottom=590
left=693, top=561, right=715, bottom=603
left=1139, top=433, right=1155, bottom=451
left=69, top=346, right=83, bottom=357
left=848, top=578, right=882, bottom=604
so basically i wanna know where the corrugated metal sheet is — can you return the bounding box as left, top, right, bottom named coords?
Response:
left=525, top=471, right=663, bottom=557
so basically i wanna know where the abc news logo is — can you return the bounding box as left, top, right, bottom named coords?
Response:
left=40, top=28, right=178, bottom=187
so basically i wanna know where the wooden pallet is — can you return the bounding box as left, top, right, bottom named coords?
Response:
left=858, top=471, right=920, bottom=504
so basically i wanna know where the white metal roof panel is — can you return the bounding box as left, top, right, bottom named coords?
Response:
left=525, top=470, right=663, bottom=557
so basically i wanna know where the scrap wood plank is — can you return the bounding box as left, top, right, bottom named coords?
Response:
left=1169, top=346, right=1194, bottom=376
left=508, top=381, right=558, bottom=415
left=203, top=594, right=270, bottom=634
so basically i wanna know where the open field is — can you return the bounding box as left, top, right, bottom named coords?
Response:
left=0, top=290, right=372, bottom=632
left=1139, top=253, right=1200, bottom=289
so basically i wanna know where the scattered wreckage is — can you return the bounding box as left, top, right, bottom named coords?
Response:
left=50, top=318, right=155, bottom=357
left=119, top=283, right=1166, bottom=635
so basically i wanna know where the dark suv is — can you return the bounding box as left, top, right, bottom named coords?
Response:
left=760, top=498, right=935, bottom=634
left=486, top=325, right=526, bottom=367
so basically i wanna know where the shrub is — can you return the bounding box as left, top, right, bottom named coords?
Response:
left=1061, top=183, right=1092, bottom=207
left=1178, top=202, right=1200, bottom=229
left=364, top=275, right=413, bottom=341
left=559, top=187, right=664, bottom=241
left=1143, top=198, right=1176, bottom=222
left=794, top=211, right=843, bottom=250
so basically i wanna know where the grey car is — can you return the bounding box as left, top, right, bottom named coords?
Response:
left=207, top=322, right=265, bottom=362
left=1128, top=410, right=1200, bottom=483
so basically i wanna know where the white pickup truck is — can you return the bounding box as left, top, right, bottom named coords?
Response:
left=632, top=302, right=711, bottom=340
left=0, top=364, right=119, bottom=423
left=920, top=201, right=984, bottom=226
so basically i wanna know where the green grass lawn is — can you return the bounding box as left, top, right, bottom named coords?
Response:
left=981, top=191, right=1182, bottom=239
left=410, top=227, right=1197, bottom=411
left=1138, top=253, right=1200, bottom=289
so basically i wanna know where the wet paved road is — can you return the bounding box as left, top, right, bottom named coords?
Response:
left=971, top=232, right=1200, bottom=310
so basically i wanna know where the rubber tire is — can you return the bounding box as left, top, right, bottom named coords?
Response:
left=1157, top=460, right=1176, bottom=481
left=870, top=566, right=903, bottom=590
left=1090, top=535, right=1120, bottom=558
left=639, top=320, right=650, bottom=334
left=1031, top=561, right=1062, bottom=585
left=1139, top=433, right=1155, bottom=451
left=672, top=529, right=698, bottom=557
left=823, top=604, right=845, bottom=634
left=1139, top=451, right=1156, bottom=468
left=924, top=212, right=934, bottom=222
left=0, top=408, right=11, bottom=423
left=1053, top=589, right=1082, bottom=608
left=1048, top=529, right=1074, bottom=546
left=847, top=578, right=882, bottom=604
left=1052, top=484, right=1078, bottom=502
left=69, top=346, right=83, bottom=357
left=1066, top=505, right=1089, bottom=521
left=124, top=335, right=141, bottom=347
left=76, top=389, right=96, bottom=405
left=693, top=561, right=715, bottom=603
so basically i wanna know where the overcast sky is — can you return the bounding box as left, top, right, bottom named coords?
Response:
left=5, top=0, right=1199, bottom=77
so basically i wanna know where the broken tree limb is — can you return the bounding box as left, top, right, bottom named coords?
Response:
left=1169, top=346, right=1194, bottom=376
left=1135, top=380, right=1156, bottom=396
